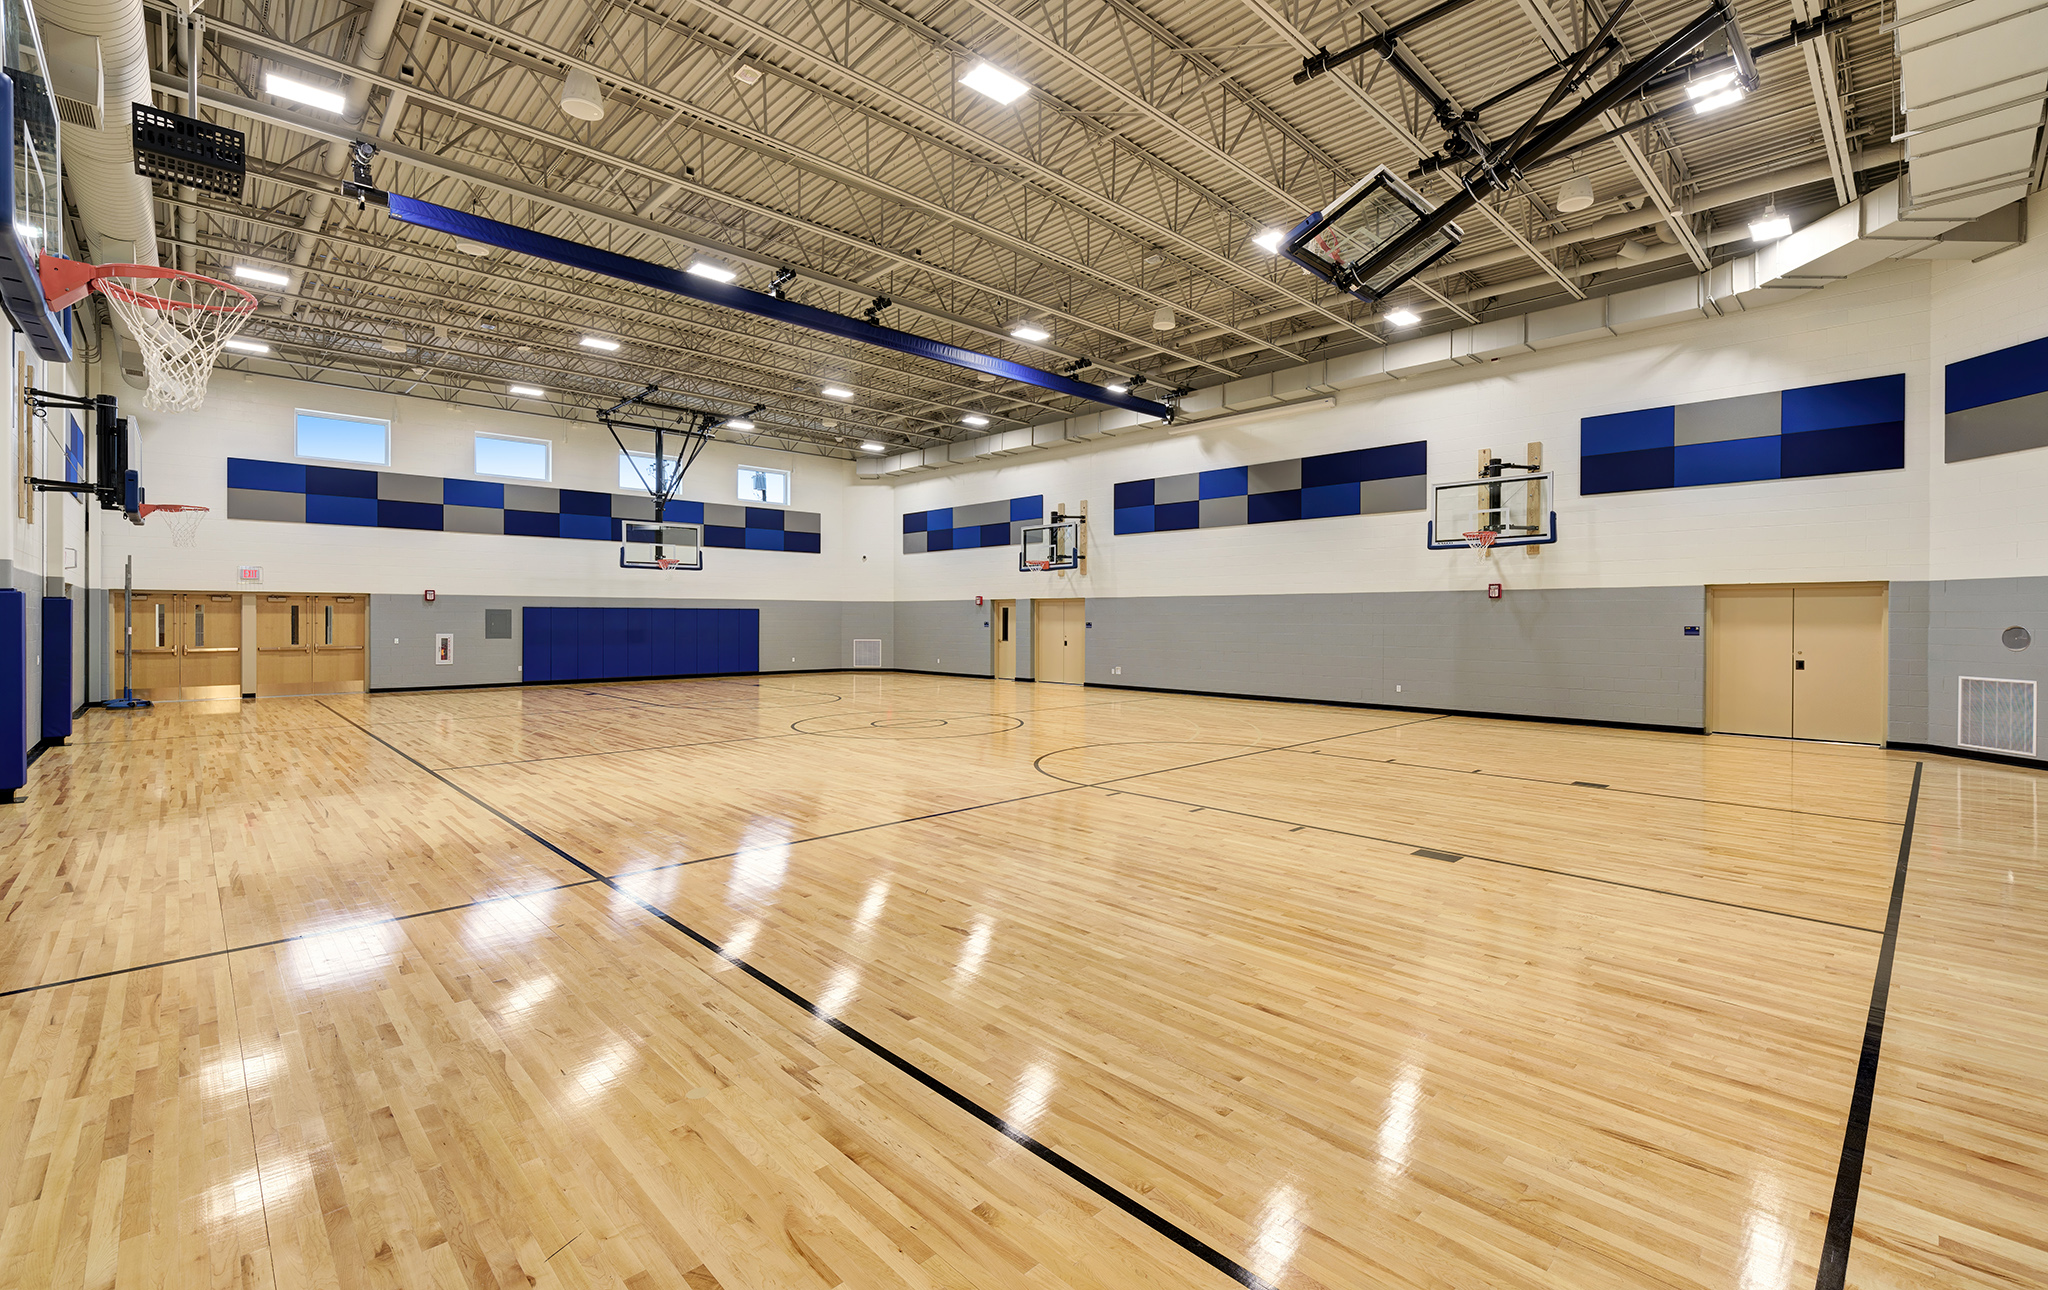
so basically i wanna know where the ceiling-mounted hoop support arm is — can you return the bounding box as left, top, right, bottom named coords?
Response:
left=598, top=384, right=722, bottom=524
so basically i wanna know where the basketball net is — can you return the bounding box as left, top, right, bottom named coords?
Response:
left=41, top=260, right=259, bottom=414
left=140, top=503, right=208, bottom=547
left=1462, top=530, right=1498, bottom=557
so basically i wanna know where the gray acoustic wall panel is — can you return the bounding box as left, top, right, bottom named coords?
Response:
left=377, top=473, right=444, bottom=504
left=226, top=487, right=305, bottom=523
left=1944, top=390, right=2048, bottom=463
left=1673, top=391, right=1781, bottom=445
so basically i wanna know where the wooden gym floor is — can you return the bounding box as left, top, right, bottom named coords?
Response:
left=2, top=672, right=2042, bottom=1290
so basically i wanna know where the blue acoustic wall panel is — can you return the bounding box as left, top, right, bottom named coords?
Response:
left=226, top=459, right=821, bottom=552
left=1946, top=334, right=2048, bottom=462
left=1114, top=442, right=1425, bottom=536
left=0, top=589, right=23, bottom=800
left=1581, top=374, right=1905, bottom=494
left=41, top=597, right=73, bottom=741
left=520, top=606, right=760, bottom=683
left=902, top=495, right=1043, bottom=554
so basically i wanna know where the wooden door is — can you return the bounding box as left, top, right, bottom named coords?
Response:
left=310, top=595, right=367, bottom=691
left=256, top=595, right=314, bottom=695
left=1707, top=586, right=1794, bottom=738
left=111, top=591, right=182, bottom=699
left=992, top=601, right=1017, bottom=680
left=1792, top=584, right=1887, bottom=744
left=1033, top=599, right=1085, bottom=685
left=178, top=594, right=242, bottom=699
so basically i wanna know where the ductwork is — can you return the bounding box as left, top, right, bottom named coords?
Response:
left=40, top=0, right=158, bottom=266
left=1891, top=0, right=2046, bottom=219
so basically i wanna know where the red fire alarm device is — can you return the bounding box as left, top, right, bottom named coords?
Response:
left=976, top=595, right=984, bottom=607
left=424, top=590, right=437, bottom=603
left=1487, top=583, right=1502, bottom=599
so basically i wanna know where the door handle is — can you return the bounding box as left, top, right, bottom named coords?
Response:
left=1795, top=660, right=1805, bottom=669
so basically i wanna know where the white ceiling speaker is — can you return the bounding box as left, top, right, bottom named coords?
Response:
left=1152, top=304, right=1175, bottom=331
left=560, top=67, right=605, bottom=121
left=1556, top=175, right=1596, bottom=213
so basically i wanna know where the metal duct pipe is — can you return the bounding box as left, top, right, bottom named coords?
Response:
left=41, top=0, right=158, bottom=266
left=282, top=0, right=406, bottom=317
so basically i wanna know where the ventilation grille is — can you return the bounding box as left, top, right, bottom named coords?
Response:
left=1959, top=677, right=2036, bottom=757
left=852, top=639, right=882, bottom=668
left=55, top=95, right=100, bottom=129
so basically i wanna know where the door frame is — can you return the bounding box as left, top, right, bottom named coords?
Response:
left=1705, top=581, right=1889, bottom=744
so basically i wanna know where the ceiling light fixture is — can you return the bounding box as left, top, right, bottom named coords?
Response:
left=579, top=335, right=621, bottom=351
left=1687, top=70, right=1746, bottom=115
left=822, top=385, right=854, bottom=399
left=1009, top=322, right=1050, bottom=343
left=380, top=329, right=408, bottom=354
left=232, top=265, right=291, bottom=287
left=223, top=338, right=270, bottom=354
left=1749, top=205, right=1791, bottom=242
left=686, top=259, right=737, bottom=283
left=265, top=73, right=345, bottom=113
left=960, top=62, right=1029, bottom=105
left=508, top=384, right=545, bottom=397
left=723, top=416, right=756, bottom=431
left=1385, top=308, right=1420, bottom=326
left=1105, top=382, right=1129, bottom=394
left=454, top=237, right=494, bottom=257
left=1152, top=305, right=1176, bottom=331
left=860, top=440, right=887, bottom=453
left=1252, top=229, right=1286, bottom=254
left=962, top=414, right=991, bottom=427
left=560, top=67, right=605, bottom=120
left=733, top=63, right=764, bottom=86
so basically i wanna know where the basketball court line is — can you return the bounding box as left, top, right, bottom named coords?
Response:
left=1291, top=745, right=1909, bottom=825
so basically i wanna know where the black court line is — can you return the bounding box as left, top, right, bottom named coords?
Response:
left=1814, top=759, right=1923, bottom=1290
left=307, top=701, right=1279, bottom=1290
left=1298, top=745, right=1907, bottom=826
left=1029, top=715, right=1453, bottom=789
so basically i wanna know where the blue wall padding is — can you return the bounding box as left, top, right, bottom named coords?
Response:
left=0, top=590, right=24, bottom=795
left=41, top=597, right=72, bottom=741
left=521, top=606, right=760, bottom=683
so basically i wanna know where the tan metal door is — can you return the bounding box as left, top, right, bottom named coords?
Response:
left=1792, top=584, right=1887, bottom=744
left=310, top=595, right=367, bottom=691
left=992, top=601, right=1017, bottom=680
left=111, top=591, right=182, bottom=700
left=1033, top=599, right=1085, bottom=685
left=1707, top=586, right=1794, bottom=737
left=178, top=594, right=243, bottom=699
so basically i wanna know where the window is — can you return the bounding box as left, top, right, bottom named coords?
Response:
left=619, top=450, right=685, bottom=492
left=738, top=465, right=790, bottom=506
left=296, top=410, right=389, bottom=465
left=475, top=432, right=550, bottom=480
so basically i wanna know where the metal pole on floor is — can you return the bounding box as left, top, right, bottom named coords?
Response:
left=105, top=557, right=151, bottom=709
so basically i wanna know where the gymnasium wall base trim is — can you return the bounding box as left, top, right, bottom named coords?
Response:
left=1079, top=680, right=1708, bottom=736
left=1886, top=742, right=2045, bottom=772
left=364, top=666, right=864, bottom=695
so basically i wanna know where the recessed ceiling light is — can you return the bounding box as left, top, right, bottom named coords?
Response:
left=686, top=259, right=737, bottom=283
left=233, top=265, right=291, bottom=286
left=733, top=63, right=763, bottom=86
left=822, top=385, right=854, bottom=399
left=579, top=335, right=621, bottom=351
left=1252, top=229, right=1285, bottom=254
left=508, top=384, right=545, bottom=397
left=265, top=73, right=345, bottom=113
left=1009, top=323, right=1050, bottom=343
left=223, top=338, right=270, bottom=354
left=960, top=62, right=1029, bottom=105
left=860, top=440, right=887, bottom=453
left=1749, top=211, right=1792, bottom=241
left=724, top=416, right=756, bottom=431
left=1385, top=308, right=1420, bottom=326
left=962, top=413, right=991, bottom=427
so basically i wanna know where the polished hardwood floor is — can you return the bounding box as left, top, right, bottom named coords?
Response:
left=2, top=673, right=2041, bottom=1289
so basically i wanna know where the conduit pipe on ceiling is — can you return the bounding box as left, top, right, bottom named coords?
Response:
left=1111, top=145, right=1904, bottom=367
left=41, top=0, right=158, bottom=266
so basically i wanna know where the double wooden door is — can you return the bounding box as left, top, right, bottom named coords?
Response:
left=1033, top=598, right=1086, bottom=685
left=1706, top=583, right=1888, bottom=744
left=257, top=594, right=366, bottom=696
left=111, top=592, right=242, bottom=701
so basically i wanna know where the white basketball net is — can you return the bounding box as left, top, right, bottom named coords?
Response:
left=144, top=505, right=209, bottom=547
left=95, top=270, right=258, bottom=414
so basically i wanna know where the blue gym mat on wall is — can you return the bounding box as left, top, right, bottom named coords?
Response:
left=226, top=458, right=822, bottom=552
left=1580, top=373, right=1905, bottom=494
left=521, top=606, right=759, bottom=682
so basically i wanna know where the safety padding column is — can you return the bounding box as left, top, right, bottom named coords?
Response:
left=0, top=589, right=25, bottom=804
left=42, top=596, right=73, bottom=744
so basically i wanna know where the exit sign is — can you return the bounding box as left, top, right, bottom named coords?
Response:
left=237, top=566, right=263, bottom=584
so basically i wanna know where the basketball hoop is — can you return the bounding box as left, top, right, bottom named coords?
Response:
left=654, top=557, right=681, bottom=570
left=141, top=503, right=208, bottom=547
left=1025, top=560, right=1052, bottom=572
left=1462, top=530, right=1498, bottom=555
left=40, top=257, right=258, bottom=413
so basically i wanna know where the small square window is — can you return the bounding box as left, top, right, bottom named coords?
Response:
left=296, top=410, right=389, bottom=465
left=738, top=465, right=790, bottom=506
left=476, top=432, right=550, bottom=480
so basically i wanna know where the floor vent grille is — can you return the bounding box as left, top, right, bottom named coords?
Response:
left=1959, top=676, right=2036, bottom=757
left=852, top=639, right=882, bottom=668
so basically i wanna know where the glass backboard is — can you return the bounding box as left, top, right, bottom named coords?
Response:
left=621, top=522, right=704, bottom=569
left=1427, top=471, right=1556, bottom=550
left=1019, top=520, right=1080, bottom=571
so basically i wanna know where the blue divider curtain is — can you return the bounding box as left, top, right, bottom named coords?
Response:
left=521, top=606, right=759, bottom=682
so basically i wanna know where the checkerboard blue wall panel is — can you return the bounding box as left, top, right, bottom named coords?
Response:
left=901, top=495, right=1043, bottom=554
left=225, top=458, right=820, bottom=552
left=1946, top=334, right=2048, bottom=462
left=1580, top=374, right=1904, bottom=495
left=1113, top=442, right=1425, bottom=536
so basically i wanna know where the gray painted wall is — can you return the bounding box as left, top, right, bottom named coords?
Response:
left=1888, top=581, right=1931, bottom=745
left=1921, top=577, right=2048, bottom=757
left=365, top=594, right=895, bottom=689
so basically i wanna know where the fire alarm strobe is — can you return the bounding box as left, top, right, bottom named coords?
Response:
left=976, top=595, right=984, bottom=607
left=424, top=590, right=437, bottom=602
left=1487, top=583, right=1502, bottom=600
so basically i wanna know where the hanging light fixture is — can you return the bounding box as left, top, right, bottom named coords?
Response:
left=1556, top=175, right=1595, bottom=213
left=560, top=67, right=605, bottom=121
left=1749, top=199, right=1791, bottom=242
